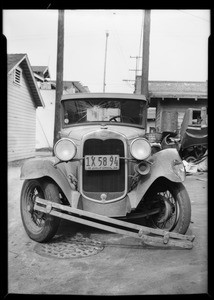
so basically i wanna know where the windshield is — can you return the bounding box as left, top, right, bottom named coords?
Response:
left=62, top=98, right=146, bottom=127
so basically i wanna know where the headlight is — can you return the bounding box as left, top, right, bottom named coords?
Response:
left=54, top=138, right=77, bottom=161
left=130, top=138, right=151, bottom=160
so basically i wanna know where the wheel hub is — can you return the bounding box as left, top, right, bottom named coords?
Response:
left=27, top=204, right=32, bottom=212
left=156, top=196, right=173, bottom=224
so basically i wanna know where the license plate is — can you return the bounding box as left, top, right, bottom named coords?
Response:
left=85, top=155, right=120, bottom=171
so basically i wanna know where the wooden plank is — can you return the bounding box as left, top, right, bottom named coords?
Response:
left=8, top=131, right=35, bottom=138
left=35, top=198, right=195, bottom=242
left=8, top=110, right=36, bottom=120
left=8, top=91, right=35, bottom=107
left=161, top=111, right=178, bottom=132
left=8, top=121, right=35, bottom=131
left=34, top=204, right=193, bottom=249
left=7, top=144, right=35, bottom=151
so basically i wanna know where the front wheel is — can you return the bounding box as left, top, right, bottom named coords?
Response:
left=144, top=180, right=191, bottom=234
left=20, top=179, right=61, bottom=242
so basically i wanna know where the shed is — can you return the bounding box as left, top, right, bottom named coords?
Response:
left=135, top=78, right=207, bottom=136
left=147, top=107, right=156, bottom=132
left=8, top=54, right=44, bottom=161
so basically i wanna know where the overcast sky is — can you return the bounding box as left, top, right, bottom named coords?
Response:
left=3, top=9, right=210, bottom=93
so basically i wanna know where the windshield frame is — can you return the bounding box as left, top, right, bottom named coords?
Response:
left=61, top=97, right=147, bottom=129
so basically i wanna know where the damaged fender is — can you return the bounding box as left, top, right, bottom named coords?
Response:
left=20, top=157, right=80, bottom=207
left=128, top=148, right=185, bottom=209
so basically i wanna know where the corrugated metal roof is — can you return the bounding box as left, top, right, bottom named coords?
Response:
left=7, top=54, right=44, bottom=107
left=50, top=80, right=89, bottom=93
left=135, top=77, right=207, bottom=98
left=149, top=80, right=207, bottom=98
left=31, top=66, right=49, bottom=73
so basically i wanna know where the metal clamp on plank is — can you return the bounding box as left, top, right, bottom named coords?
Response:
left=46, top=203, right=52, bottom=214
left=138, top=229, right=144, bottom=237
left=163, top=232, right=170, bottom=244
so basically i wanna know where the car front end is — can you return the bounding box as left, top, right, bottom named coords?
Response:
left=54, top=93, right=150, bottom=216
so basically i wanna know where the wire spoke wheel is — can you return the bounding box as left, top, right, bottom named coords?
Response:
left=150, top=190, right=179, bottom=231
left=145, top=180, right=191, bottom=234
left=29, top=187, right=46, bottom=228
left=20, top=179, right=61, bottom=242
left=21, top=181, right=47, bottom=233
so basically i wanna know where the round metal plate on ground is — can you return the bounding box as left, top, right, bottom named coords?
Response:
left=34, top=233, right=104, bottom=259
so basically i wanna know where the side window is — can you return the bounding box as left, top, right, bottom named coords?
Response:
left=192, top=110, right=201, bottom=125
left=13, top=67, right=22, bottom=85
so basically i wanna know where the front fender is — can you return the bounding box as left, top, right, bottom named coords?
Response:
left=20, top=157, right=79, bottom=206
left=128, top=148, right=185, bottom=208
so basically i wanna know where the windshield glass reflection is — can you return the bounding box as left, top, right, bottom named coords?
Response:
left=63, top=98, right=145, bottom=127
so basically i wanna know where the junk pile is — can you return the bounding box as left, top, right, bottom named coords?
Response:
left=183, top=150, right=207, bottom=174
left=159, top=107, right=208, bottom=174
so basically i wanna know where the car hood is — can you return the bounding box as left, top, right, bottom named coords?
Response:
left=60, top=124, right=146, bottom=142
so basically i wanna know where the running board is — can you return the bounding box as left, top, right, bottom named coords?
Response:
left=34, top=197, right=195, bottom=249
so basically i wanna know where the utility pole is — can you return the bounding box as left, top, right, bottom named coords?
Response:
left=130, top=56, right=142, bottom=79
left=123, top=56, right=142, bottom=92
left=141, top=9, right=151, bottom=98
left=129, top=55, right=142, bottom=91
left=53, top=10, right=64, bottom=147
left=103, top=31, right=109, bottom=93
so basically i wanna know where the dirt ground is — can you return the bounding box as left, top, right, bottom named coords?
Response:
left=6, top=159, right=208, bottom=295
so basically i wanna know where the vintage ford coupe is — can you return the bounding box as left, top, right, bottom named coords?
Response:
left=20, top=93, right=191, bottom=242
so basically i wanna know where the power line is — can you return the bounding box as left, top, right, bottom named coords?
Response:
left=103, top=31, right=109, bottom=93
left=138, top=10, right=144, bottom=59
left=109, top=12, right=131, bottom=78
left=123, top=79, right=135, bottom=90
left=177, top=10, right=210, bottom=22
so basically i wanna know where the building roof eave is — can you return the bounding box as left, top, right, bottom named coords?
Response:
left=149, top=92, right=207, bottom=100
left=8, top=54, right=26, bottom=74
left=22, top=56, right=45, bottom=107
left=8, top=54, right=45, bottom=107
left=33, top=72, right=45, bottom=82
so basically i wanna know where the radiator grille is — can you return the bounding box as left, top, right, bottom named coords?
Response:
left=83, top=139, right=125, bottom=194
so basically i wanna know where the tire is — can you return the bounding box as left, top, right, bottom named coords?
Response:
left=185, top=156, right=196, bottom=163
left=144, top=180, right=191, bottom=234
left=20, top=179, right=61, bottom=242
